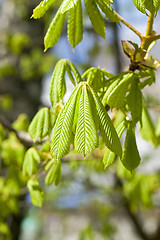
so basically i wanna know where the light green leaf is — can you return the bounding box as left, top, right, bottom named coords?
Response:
left=51, top=84, right=80, bottom=159
left=74, top=84, right=98, bottom=155
left=155, top=117, right=160, bottom=137
left=96, top=0, right=119, bottom=22
left=103, top=72, right=133, bottom=108
left=44, top=10, right=66, bottom=51
left=27, top=179, right=43, bottom=207
left=50, top=59, right=66, bottom=106
left=68, top=0, right=83, bottom=48
left=89, top=86, right=122, bottom=157
left=84, top=0, right=106, bottom=39
left=28, top=107, right=51, bottom=142
left=23, top=147, right=41, bottom=177
left=140, top=104, right=158, bottom=147
left=31, top=0, right=58, bottom=19
left=132, top=0, right=147, bottom=14
left=127, top=77, right=142, bottom=124
left=153, top=0, right=160, bottom=11
left=45, top=159, right=61, bottom=186
left=59, top=0, right=79, bottom=14
left=103, top=121, right=126, bottom=168
left=121, top=123, right=141, bottom=172
left=67, top=60, right=82, bottom=83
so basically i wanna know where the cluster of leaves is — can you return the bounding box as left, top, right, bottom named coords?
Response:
left=21, top=0, right=160, bottom=208
left=32, top=0, right=119, bottom=50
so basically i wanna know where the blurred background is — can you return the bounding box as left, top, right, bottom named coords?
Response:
left=0, top=0, right=160, bottom=240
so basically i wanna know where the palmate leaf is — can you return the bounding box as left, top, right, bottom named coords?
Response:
left=121, top=123, right=141, bottom=172
left=140, top=104, right=158, bottom=147
left=84, top=0, right=106, bottom=39
left=74, top=84, right=98, bottom=155
left=49, top=59, right=66, bottom=106
left=28, top=107, right=51, bottom=142
left=102, top=72, right=133, bottom=108
left=45, top=159, right=61, bottom=186
left=103, top=121, right=126, bottom=168
left=89, top=86, right=122, bottom=157
left=132, top=0, right=160, bottom=14
left=44, top=9, right=66, bottom=51
left=23, top=147, right=41, bottom=177
left=31, top=0, right=58, bottom=19
left=96, top=0, right=119, bottom=23
left=27, top=179, right=43, bottom=207
left=51, top=85, right=81, bottom=159
left=50, top=59, right=82, bottom=106
left=68, top=0, right=83, bottom=49
left=127, top=77, right=142, bottom=124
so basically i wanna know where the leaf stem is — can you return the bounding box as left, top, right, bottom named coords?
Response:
left=113, top=10, right=143, bottom=39
left=145, top=11, right=154, bottom=36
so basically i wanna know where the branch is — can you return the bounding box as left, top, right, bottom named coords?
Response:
left=0, top=117, right=46, bottom=147
left=113, top=10, right=143, bottom=39
left=145, top=12, right=154, bottom=36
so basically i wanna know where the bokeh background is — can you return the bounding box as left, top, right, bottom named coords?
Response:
left=0, top=0, right=160, bottom=240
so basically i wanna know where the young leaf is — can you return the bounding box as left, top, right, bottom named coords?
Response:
left=23, top=147, right=41, bottom=177
left=51, top=84, right=80, bottom=159
left=44, top=10, right=66, bottom=51
left=27, top=179, right=43, bottom=207
left=67, top=60, right=82, bottom=83
left=103, top=121, right=126, bottom=168
left=127, top=77, right=142, bottom=124
left=68, top=0, right=83, bottom=49
left=140, top=104, right=158, bottom=147
left=96, top=0, right=119, bottom=22
left=121, top=123, right=141, bottom=172
left=32, top=0, right=58, bottom=19
left=89, top=86, right=122, bottom=157
left=50, top=59, right=66, bottom=106
left=155, top=117, right=160, bottom=137
left=132, top=0, right=147, bottom=14
left=59, top=0, right=79, bottom=14
left=74, top=84, right=98, bottom=155
left=45, top=159, right=61, bottom=186
left=103, top=72, right=133, bottom=108
left=28, top=107, right=51, bottom=142
left=84, top=0, right=106, bottom=39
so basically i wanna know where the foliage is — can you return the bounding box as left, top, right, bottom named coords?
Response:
left=1, top=0, right=160, bottom=239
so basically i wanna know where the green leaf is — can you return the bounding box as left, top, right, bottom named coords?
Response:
left=67, top=60, right=82, bottom=83
left=49, top=59, right=66, bottom=106
left=121, top=123, right=141, bottom=172
left=74, top=84, right=98, bottom=155
left=103, top=72, right=133, bottom=108
left=153, top=0, right=160, bottom=11
left=59, top=0, right=79, bottom=14
left=68, top=0, right=83, bottom=48
left=45, top=159, right=61, bottom=186
left=31, top=0, right=58, bottom=19
left=51, top=84, right=80, bottom=159
left=23, top=147, right=41, bottom=177
left=84, top=0, right=106, bottom=39
left=127, top=77, right=142, bottom=124
left=103, top=121, right=126, bottom=168
left=132, top=0, right=147, bottom=14
left=89, top=86, right=122, bottom=157
left=140, top=104, right=158, bottom=147
left=28, top=107, right=51, bottom=142
left=96, top=0, right=119, bottom=22
left=155, top=117, right=160, bottom=137
left=44, top=10, right=66, bottom=51
left=27, top=179, right=43, bottom=207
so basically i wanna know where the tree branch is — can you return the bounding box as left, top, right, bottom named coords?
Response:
left=113, top=10, right=143, bottom=39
